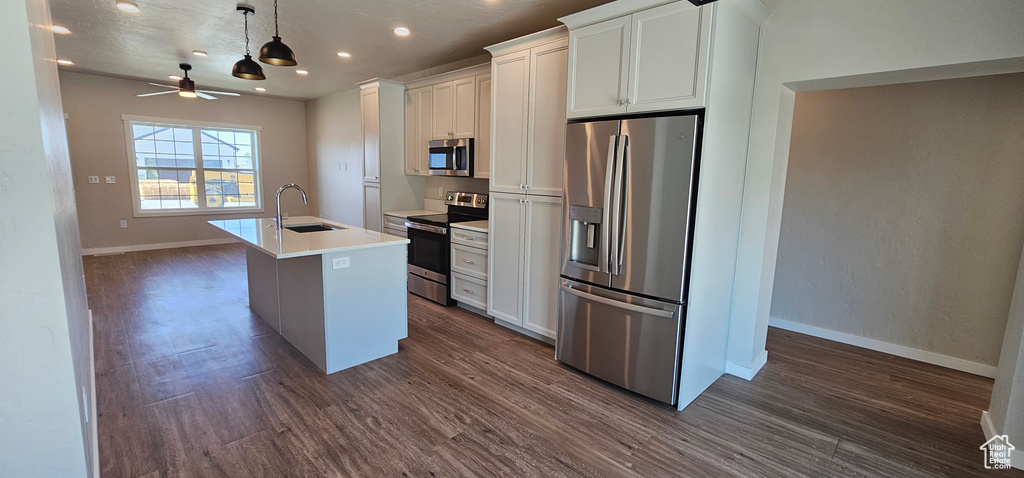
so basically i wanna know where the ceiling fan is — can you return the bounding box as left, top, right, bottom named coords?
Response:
left=137, top=63, right=241, bottom=100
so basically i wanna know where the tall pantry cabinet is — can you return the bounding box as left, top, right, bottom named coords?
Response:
left=485, top=27, right=568, bottom=340
left=359, top=79, right=424, bottom=231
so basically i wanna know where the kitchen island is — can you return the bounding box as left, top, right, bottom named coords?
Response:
left=209, top=216, right=409, bottom=374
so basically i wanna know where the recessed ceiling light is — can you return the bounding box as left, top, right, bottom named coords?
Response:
left=50, top=25, right=71, bottom=35
left=255, top=87, right=266, bottom=92
left=56, top=59, right=74, bottom=66
left=393, top=27, right=410, bottom=37
left=337, top=51, right=352, bottom=58
left=169, top=75, right=183, bottom=80
left=192, top=50, right=208, bottom=58
left=116, top=1, right=139, bottom=13
left=296, top=69, right=308, bottom=75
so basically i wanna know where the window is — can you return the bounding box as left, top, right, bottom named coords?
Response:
left=123, top=116, right=262, bottom=216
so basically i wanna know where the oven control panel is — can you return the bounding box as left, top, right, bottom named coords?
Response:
left=444, top=191, right=488, bottom=209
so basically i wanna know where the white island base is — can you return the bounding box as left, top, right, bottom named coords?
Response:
left=210, top=216, right=409, bottom=374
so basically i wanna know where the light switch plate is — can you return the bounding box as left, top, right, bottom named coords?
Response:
left=119, top=220, right=128, bottom=229
left=105, top=176, right=116, bottom=184
left=332, top=257, right=350, bottom=270
left=88, top=176, right=99, bottom=184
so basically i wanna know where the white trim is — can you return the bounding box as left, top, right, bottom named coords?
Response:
left=981, top=411, right=998, bottom=441
left=485, top=26, right=568, bottom=56
left=81, top=237, right=238, bottom=256
left=725, top=350, right=768, bottom=380
left=558, top=0, right=675, bottom=30
left=88, top=310, right=99, bottom=478
left=120, top=114, right=263, bottom=131
left=404, top=64, right=490, bottom=90
left=769, top=317, right=998, bottom=378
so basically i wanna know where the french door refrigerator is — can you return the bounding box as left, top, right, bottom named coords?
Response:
left=556, top=113, right=701, bottom=405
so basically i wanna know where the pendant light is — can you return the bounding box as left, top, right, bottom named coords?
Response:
left=231, top=5, right=266, bottom=81
left=258, top=0, right=297, bottom=66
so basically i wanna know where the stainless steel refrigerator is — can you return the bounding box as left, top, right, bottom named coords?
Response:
left=556, top=113, right=701, bottom=405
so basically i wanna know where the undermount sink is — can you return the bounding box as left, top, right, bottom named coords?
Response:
left=284, top=223, right=345, bottom=233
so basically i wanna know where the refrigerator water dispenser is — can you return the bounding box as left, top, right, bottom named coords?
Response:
left=568, top=205, right=603, bottom=269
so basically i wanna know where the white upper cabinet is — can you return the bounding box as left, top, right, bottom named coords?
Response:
left=404, top=87, right=432, bottom=175
left=564, top=1, right=711, bottom=119
left=627, top=2, right=710, bottom=113
left=431, top=82, right=454, bottom=140
left=566, top=17, right=631, bottom=118
left=489, top=50, right=531, bottom=194
left=361, top=86, right=381, bottom=182
left=487, top=29, right=569, bottom=197
left=452, top=77, right=477, bottom=138
left=431, top=78, right=477, bottom=140
left=475, top=74, right=492, bottom=179
left=526, top=39, right=569, bottom=198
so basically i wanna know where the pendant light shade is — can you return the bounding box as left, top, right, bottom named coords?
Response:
left=232, top=5, right=266, bottom=81
left=258, top=0, right=297, bottom=66
left=259, top=36, right=296, bottom=66
left=177, top=63, right=197, bottom=98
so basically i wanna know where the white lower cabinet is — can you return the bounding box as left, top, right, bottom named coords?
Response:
left=363, top=183, right=381, bottom=232
left=487, top=192, right=562, bottom=339
left=451, top=224, right=489, bottom=310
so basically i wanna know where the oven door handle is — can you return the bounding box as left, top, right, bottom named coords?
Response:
left=405, top=221, right=447, bottom=235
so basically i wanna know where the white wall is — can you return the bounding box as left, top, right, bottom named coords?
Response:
left=59, top=71, right=310, bottom=251
left=986, top=242, right=1024, bottom=470
left=728, top=0, right=1024, bottom=371
left=0, top=0, right=94, bottom=475
left=305, top=88, right=366, bottom=226
left=771, top=74, right=1024, bottom=372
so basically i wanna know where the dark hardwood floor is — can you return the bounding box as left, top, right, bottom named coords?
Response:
left=85, top=244, right=1022, bottom=477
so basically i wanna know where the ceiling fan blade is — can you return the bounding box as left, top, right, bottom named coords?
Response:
left=196, top=90, right=241, bottom=97
left=136, top=90, right=178, bottom=97
left=195, top=92, right=218, bottom=100
left=148, top=83, right=179, bottom=89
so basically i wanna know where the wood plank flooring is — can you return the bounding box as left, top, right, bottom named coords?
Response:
left=85, top=244, right=1023, bottom=477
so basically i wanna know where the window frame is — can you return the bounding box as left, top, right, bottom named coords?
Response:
left=122, top=115, right=265, bottom=218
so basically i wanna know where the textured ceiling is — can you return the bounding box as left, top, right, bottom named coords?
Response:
left=49, top=0, right=615, bottom=100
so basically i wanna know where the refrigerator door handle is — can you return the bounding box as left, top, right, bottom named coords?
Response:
left=609, top=134, right=628, bottom=276
left=559, top=283, right=676, bottom=319
left=601, top=134, right=619, bottom=274
left=614, top=135, right=630, bottom=276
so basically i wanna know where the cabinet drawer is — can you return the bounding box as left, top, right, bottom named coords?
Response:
left=451, top=228, right=488, bottom=248
left=451, top=272, right=487, bottom=310
left=384, top=214, right=408, bottom=231
left=451, top=243, right=488, bottom=279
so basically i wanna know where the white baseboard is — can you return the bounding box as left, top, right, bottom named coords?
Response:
left=725, top=350, right=769, bottom=380
left=82, top=237, right=238, bottom=256
left=769, top=317, right=997, bottom=378
left=981, top=411, right=997, bottom=441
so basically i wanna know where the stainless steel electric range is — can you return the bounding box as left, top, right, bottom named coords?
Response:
left=405, top=191, right=488, bottom=306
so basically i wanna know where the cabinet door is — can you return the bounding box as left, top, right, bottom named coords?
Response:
left=487, top=192, right=525, bottom=325
left=490, top=51, right=530, bottom=194
left=522, top=195, right=562, bottom=338
left=475, top=75, right=492, bottom=179
left=363, top=183, right=382, bottom=232
left=452, top=77, right=477, bottom=139
left=526, top=40, right=569, bottom=197
left=566, top=17, right=631, bottom=119
left=415, top=87, right=433, bottom=175
left=361, top=87, right=381, bottom=182
left=627, top=2, right=711, bottom=113
left=431, top=81, right=454, bottom=139
left=404, top=90, right=419, bottom=175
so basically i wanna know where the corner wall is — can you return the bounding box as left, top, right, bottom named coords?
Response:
left=305, top=88, right=365, bottom=226
left=728, top=0, right=1024, bottom=372
left=1, top=0, right=93, bottom=475
left=59, top=71, right=310, bottom=251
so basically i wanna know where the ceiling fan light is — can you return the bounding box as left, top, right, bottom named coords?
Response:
left=179, top=90, right=198, bottom=98
left=116, top=1, right=139, bottom=13
left=178, top=77, right=197, bottom=98
left=232, top=54, right=266, bottom=80
left=258, top=36, right=297, bottom=66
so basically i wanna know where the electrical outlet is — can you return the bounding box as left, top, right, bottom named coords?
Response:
left=437, top=187, right=444, bottom=197
left=332, top=257, right=350, bottom=270
left=87, top=176, right=99, bottom=184
left=119, top=220, right=127, bottom=229
left=105, top=176, right=116, bottom=184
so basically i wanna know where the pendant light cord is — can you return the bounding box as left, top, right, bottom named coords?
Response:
left=274, top=0, right=280, bottom=36
left=243, top=11, right=251, bottom=56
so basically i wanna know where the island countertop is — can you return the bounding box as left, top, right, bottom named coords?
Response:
left=209, top=215, right=409, bottom=259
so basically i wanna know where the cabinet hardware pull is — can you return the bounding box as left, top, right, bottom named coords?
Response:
left=463, top=288, right=475, bottom=294
left=459, top=235, right=472, bottom=240
left=463, top=259, right=475, bottom=264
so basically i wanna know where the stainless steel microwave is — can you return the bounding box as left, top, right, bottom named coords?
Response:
left=427, top=138, right=473, bottom=177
